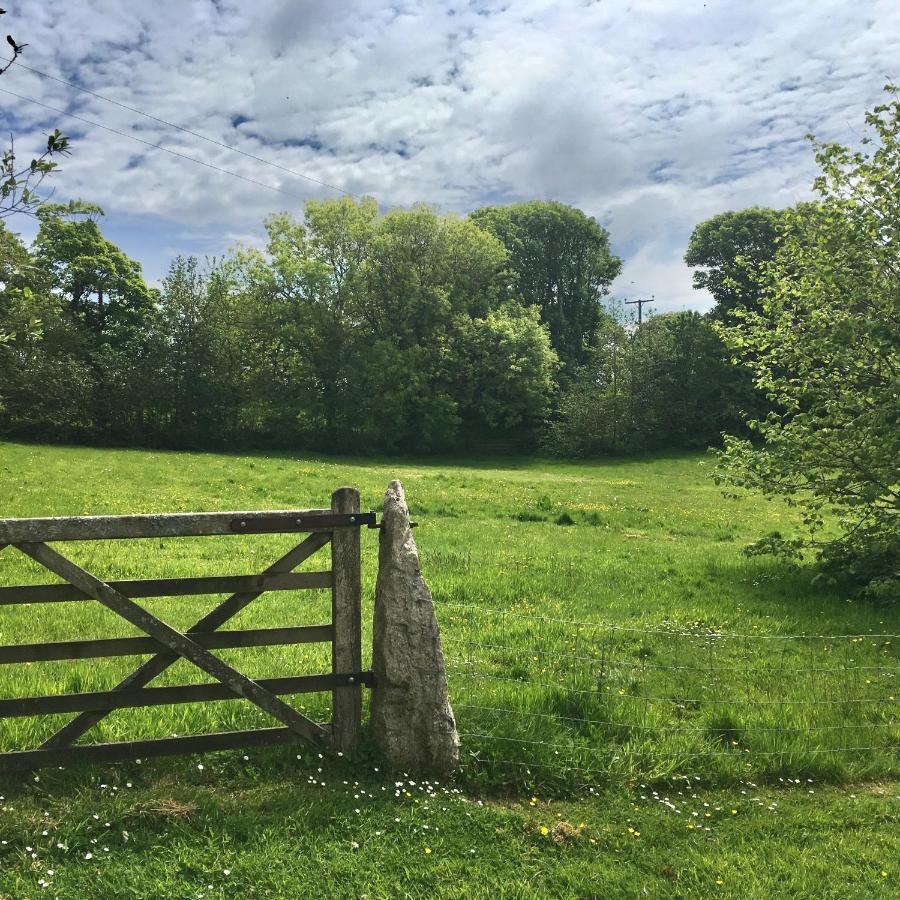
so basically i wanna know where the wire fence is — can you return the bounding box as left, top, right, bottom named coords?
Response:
left=428, top=598, right=899, bottom=786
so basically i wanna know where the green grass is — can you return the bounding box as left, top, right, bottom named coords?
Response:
left=0, top=440, right=897, bottom=897
left=1, top=761, right=897, bottom=898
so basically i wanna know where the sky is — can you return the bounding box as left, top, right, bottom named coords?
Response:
left=1, top=0, right=897, bottom=312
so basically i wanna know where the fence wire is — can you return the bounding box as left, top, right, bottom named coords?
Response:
left=426, top=598, right=899, bottom=785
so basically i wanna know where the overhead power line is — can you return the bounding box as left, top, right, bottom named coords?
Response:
left=3, top=56, right=359, bottom=200
left=0, top=86, right=326, bottom=204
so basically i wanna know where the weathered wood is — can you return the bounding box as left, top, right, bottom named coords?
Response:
left=0, top=509, right=335, bottom=543
left=0, top=726, right=315, bottom=772
left=0, top=625, right=334, bottom=665
left=40, top=532, right=331, bottom=749
left=0, top=571, right=332, bottom=606
left=14, top=541, right=329, bottom=747
left=0, top=671, right=373, bottom=718
left=0, top=489, right=377, bottom=773
left=331, top=487, right=362, bottom=754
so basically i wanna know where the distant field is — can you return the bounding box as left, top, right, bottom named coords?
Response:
left=0, top=441, right=897, bottom=898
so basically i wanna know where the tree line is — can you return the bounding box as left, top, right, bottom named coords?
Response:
left=0, top=197, right=757, bottom=454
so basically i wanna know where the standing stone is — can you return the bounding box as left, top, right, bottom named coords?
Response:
left=371, top=480, right=459, bottom=775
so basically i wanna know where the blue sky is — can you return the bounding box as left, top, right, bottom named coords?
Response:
left=2, top=0, right=897, bottom=312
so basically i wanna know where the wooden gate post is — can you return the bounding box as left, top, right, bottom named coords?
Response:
left=331, top=487, right=362, bottom=753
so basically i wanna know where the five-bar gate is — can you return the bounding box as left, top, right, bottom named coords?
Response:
left=0, top=487, right=373, bottom=772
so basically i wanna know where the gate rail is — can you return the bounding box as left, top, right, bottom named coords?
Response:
left=0, top=488, right=372, bottom=772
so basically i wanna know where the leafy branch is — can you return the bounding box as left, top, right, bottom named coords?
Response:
left=0, top=11, right=71, bottom=217
left=1, top=130, right=71, bottom=218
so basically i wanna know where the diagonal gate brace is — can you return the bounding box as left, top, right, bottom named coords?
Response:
left=40, top=531, right=332, bottom=749
left=15, top=541, right=330, bottom=748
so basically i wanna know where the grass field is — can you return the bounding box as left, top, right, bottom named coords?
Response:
left=0, top=440, right=897, bottom=898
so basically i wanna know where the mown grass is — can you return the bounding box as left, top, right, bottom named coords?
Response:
left=0, top=440, right=897, bottom=897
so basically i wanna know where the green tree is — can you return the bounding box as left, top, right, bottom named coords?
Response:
left=452, top=303, right=559, bottom=444
left=222, top=200, right=511, bottom=451
left=33, top=202, right=155, bottom=339
left=715, top=88, right=900, bottom=596
left=28, top=202, right=158, bottom=440
left=356, top=204, right=511, bottom=452
left=543, top=314, right=630, bottom=456
left=631, top=311, right=758, bottom=448
left=545, top=310, right=756, bottom=456
left=470, top=201, right=622, bottom=371
left=0, top=221, right=94, bottom=439
left=685, top=207, right=783, bottom=319
left=0, top=219, right=49, bottom=346
left=149, top=256, right=241, bottom=446
left=301, top=196, right=378, bottom=445
left=241, top=198, right=552, bottom=453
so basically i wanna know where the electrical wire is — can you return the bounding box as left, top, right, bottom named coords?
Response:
left=0, top=87, right=318, bottom=203
left=2, top=56, right=361, bottom=199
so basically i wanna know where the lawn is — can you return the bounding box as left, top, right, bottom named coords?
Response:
left=0, top=440, right=897, bottom=898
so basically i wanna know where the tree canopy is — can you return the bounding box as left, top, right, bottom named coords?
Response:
left=715, top=87, right=900, bottom=597
left=470, top=201, right=622, bottom=371
left=33, top=202, right=155, bottom=339
left=545, top=310, right=756, bottom=457
left=1, top=198, right=570, bottom=453
left=684, top=207, right=784, bottom=319
left=0, top=177, right=847, bottom=500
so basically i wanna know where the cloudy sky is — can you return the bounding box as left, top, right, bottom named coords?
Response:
left=2, top=0, right=897, bottom=311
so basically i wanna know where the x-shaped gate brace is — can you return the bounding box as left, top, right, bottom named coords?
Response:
left=0, top=504, right=374, bottom=771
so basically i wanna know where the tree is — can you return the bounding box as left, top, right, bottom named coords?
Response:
left=715, top=87, right=900, bottom=597
left=300, top=196, right=378, bottom=446
left=631, top=311, right=759, bottom=448
left=685, top=207, right=783, bottom=319
left=26, top=202, right=158, bottom=440
left=150, top=256, right=240, bottom=446
left=33, top=202, right=155, bottom=339
left=221, top=199, right=544, bottom=453
left=470, top=201, right=622, bottom=371
left=544, top=310, right=758, bottom=457
left=0, top=221, right=93, bottom=439
left=0, top=219, right=35, bottom=337
left=355, top=204, right=512, bottom=452
left=543, top=314, right=629, bottom=456
left=453, top=303, right=559, bottom=442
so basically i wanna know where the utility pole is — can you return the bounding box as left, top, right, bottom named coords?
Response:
left=625, top=295, right=653, bottom=325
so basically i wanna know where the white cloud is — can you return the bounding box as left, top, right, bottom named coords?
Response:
left=2, top=0, right=897, bottom=300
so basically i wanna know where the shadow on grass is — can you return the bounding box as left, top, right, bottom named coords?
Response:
left=700, top=553, right=899, bottom=633
left=0, top=436, right=708, bottom=476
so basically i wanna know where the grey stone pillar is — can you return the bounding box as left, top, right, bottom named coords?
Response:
left=371, top=480, right=459, bottom=775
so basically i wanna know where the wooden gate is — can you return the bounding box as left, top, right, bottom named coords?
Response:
left=0, top=488, right=373, bottom=772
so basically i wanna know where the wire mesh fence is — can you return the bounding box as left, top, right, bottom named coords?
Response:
left=429, top=599, right=899, bottom=788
